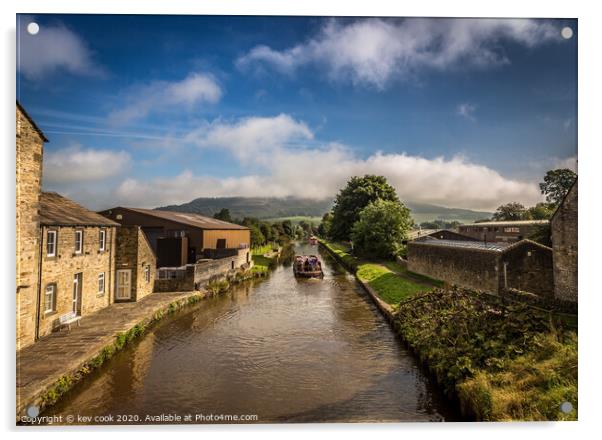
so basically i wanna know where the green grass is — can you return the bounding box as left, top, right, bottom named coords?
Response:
left=252, top=244, right=274, bottom=256
left=357, top=263, right=436, bottom=304
left=458, top=332, right=577, bottom=421
left=319, top=239, right=439, bottom=305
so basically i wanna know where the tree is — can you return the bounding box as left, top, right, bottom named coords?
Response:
left=317, top=212, right=334, bottom=238
left=281, top=220, right=294, bottom=238
left=259, top=222, right=273, bottom=243
left=330, top=175, right=399, bottom=240
left=492, top=202, right=527, bottom=221
left=539, top=168, right=577, bottom=205
left=525, top=202, right=555, bottom=220
left=213, top=208, right=232, bottom=223
left=249, top=224, right=265, bottom=248
left=351, top=199, right=413, bottom=259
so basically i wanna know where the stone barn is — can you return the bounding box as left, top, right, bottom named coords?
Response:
left=407, top=238, right=554, bottom=296
left=551, top=179, right=578, bottom=303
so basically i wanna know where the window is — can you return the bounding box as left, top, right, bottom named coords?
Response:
left=46, top=230, right=57, bottom=257
left=98, top=272, right=105, bottom=295
left=99, top=229, right=106, bottom=251
left=504, top=227, right=520, bottom=233
left=75, top=230, right=84, bottom=254
left=144, top=265, right=151, bottom=283
left=44, top=284, right=56, bottom=313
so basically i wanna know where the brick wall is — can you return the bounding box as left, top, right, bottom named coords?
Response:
left=408, top=242, right=501, bottom=293
left=551, top=182, right=578, bottom=302
left=38, top=226, right=116, bottom=337
left=16, top=106, right=44, bottom=350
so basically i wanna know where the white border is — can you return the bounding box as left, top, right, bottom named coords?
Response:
left=3, top=1, right=601, bottom=439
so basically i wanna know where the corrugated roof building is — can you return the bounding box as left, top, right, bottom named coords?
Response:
left=99, top=206, right=251, bottom=267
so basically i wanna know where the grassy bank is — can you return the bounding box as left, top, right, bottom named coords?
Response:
left=250, top=244, right=280, bottom=276
left=396, top=287, right=577, bottom=421
left=319, top=240, right=439, bottom=305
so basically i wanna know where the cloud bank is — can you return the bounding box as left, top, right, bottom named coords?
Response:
left=112, top=114, right=542, bottom=211
left=43, top=145, right=130, bottom=184
left=238, top=18, right=562, bottom=89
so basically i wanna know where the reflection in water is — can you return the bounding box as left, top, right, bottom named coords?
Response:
left=45, top=243, right=460, bottom=423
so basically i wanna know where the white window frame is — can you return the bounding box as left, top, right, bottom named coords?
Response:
left=44, top=284, right=55, bottom=313
left=75, top=229, right=84, bottom=254
left=98, top=272, right=105, bottom=295
left=99, top=229, right=106, bottom=252
left=144, top=265, right=151, bottom=283
left=46, top=230, right=57, bottom=257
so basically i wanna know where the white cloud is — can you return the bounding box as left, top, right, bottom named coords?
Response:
left=18, top=18, right=104, bottom=80
left=238, top=18, right=562, bottom=89
left=108, top=73, right=222, bottom=124
left=184, top=114, right=313, bottom=160
left=457, top=103, right=477, bottom=121
left=112, top=114, right=542, bottom=211
left=43, top=145, right=130, bottom=184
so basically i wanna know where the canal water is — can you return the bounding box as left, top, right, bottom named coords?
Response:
left=45, top=243, right=460, bottom=423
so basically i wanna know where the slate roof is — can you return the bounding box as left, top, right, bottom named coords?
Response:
left=411, top=239, right=512, bottom=253
left=111, top=207, right=250, bottom=230
left=40, top=192, right=119, bottom=227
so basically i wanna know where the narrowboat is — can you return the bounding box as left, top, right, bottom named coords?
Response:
left=293, top=255, right=324, bottom=278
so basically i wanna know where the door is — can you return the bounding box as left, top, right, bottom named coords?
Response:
left=116, top=269, right=132, bottom=300
left=73, top=273, right=83, bottom=315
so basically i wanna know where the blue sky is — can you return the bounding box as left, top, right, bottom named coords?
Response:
left=16, top=15, right=577, bottom=211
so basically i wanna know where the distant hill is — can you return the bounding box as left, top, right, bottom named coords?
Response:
left=158, top=197, right=333, bottom=220
left=157, top=197, right=491, bottom=225
left=406, top=202, right=492, bottom=225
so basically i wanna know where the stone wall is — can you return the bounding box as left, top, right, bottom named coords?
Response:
left=154, top=248, right=251, bottom=292
left=408, top=242, right=501, bottom=293
left=154, top=265, right=196, bottom=292
left=551, top=182, right=578, bottom=302
left=195, top=248, right=251, bottom=287
left=38, top=226, right=116, bottom=337
left=501, top=241, right=554, bottom=297
left=136, top=228, right=156, bottom=300
left=16, top=106, right=44, bottom=350
left=114, top=226, right=156, bottom=301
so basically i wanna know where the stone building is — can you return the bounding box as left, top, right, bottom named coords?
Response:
left=114, top=225, right=156, bottom=302
left=551, top=179, right=578, bottom=302
left=407, top=238, right=554, bottom=296
left=37, top=192, right=119, bottom=338
left=16, top=102, right=47, bottom=350
left=457, top=220, right=549, bottom=243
